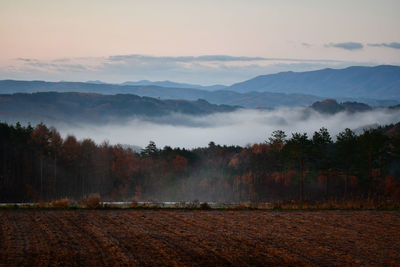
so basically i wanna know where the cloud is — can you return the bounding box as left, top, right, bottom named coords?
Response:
left=107, top=54, right=345, bottom=64
left=16, top=58, right=34, bottom=62
left=368, top=42, right=400, bottom=50
left=26, top=62, right=89, bottom=72
left=107, top=55, right=266, bottom=63
left=325, top=42, right=364, bottom=51
left=197, top=55, right=266, bottom=61
left=55, top=108, right=400, bottom=149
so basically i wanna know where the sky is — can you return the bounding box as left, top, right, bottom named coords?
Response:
left=1, top=0, right=400, bottom=85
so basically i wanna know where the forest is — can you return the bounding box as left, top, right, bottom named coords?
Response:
left=0, top=122, right=399, bottom=203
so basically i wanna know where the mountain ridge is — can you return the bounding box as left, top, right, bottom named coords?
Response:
left=120, top=80, right=227, bottom=90
left=0, top=92, right=238, bottom=125
left=228, top=65, right=400, bottom=100
left=310, top=99, right=372, bottom=114
left=0, top=78, right=397, bottom=108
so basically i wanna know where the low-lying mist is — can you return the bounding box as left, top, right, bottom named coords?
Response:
left=57, top=107, right=400, bottom=148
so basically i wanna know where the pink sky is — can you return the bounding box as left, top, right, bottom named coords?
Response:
left=1, top=0, right=399, bottom=84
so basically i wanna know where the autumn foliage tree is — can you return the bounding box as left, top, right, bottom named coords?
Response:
left=0, top=122, right=399, bottom=204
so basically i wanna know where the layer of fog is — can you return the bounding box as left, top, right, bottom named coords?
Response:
left=57, top=108, right=400, bottom=149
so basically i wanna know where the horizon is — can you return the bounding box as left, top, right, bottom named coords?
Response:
left=1, top=63, right=399, bottom=86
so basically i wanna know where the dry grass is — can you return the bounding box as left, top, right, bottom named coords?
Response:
left=129, top=198, right=138, bottom=208
left=1, top=198, right=398, bottom=211
left=84, top=193, right=101, bottom=209
left=51, top=198, right=70, bottom=208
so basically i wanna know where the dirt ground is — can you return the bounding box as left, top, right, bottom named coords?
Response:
left=0, top=210, right=399, bottom=266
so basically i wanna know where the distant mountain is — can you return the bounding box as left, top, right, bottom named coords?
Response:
left=0, top=92, right=238, bottom=125
left=84, top=79, right=227, bottom=90
left=228, top=65, right=400, bottom=100
left=341, top=101, right=373, bottom=113
left=120, top=80, right=227, bottom=90
left=86, top=80, right=107, bottom=84
left=1, top=79, right=397, bottom=108
left=0, top=80, right=326, bottom=108
left=310, top=99, right=372, bottom=114
left=334, top=97, right=397, bottom=107
left=204, top=90, right=322, bottom=108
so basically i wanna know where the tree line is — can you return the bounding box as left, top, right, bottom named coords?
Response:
left=0, top=122, right=399, bottom=203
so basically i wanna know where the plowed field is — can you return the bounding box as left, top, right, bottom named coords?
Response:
left=0, top=210, right=399, bottom=266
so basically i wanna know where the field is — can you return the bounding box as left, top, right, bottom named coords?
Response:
left=1, top=210, right=399, bottom=266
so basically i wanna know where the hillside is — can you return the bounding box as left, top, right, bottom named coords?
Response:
left=310, top=99, right=372, bottom=114
left=120, top=80, right=227, bottom=90
left=1, top=79, right=397, bottom=108
left=0, top=80, right=323, bottom=108
left=228, top=65, right=400, bottom=100
left=0, top=92, right=238, bottom=124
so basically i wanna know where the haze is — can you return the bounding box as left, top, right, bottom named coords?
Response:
left=57, top=108, right=400, bottom=148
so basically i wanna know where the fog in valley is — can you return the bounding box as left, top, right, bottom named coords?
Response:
left=56, top=107, right=400, bottom=148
